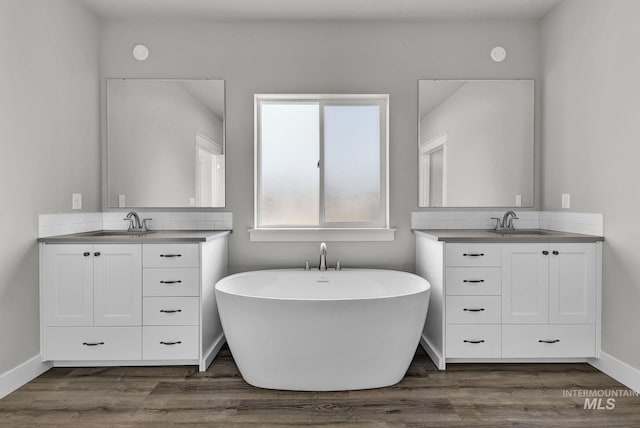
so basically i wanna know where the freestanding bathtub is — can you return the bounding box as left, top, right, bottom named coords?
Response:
left=215, top=269, right=430, bottom=391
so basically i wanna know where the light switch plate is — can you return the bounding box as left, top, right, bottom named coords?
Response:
left=72, top=193, right=82, bottom=210
left=118, top=194, right=126, bottom=208
left=562, top=193, right=571, bottom=209
left=515, top=194, right=522, bottom=207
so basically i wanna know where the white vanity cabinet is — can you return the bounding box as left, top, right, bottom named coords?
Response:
left=43, top=244, right=142, bottom=361
left=40, top=232, right=229, bottom=371
left=415, top=231, right=602, bottom=370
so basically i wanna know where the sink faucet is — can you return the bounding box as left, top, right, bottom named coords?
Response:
left=491, top=210, right=519, bottom=231
left=319, top=242, right=327, bottom=271
left=124, top=211, right=141, bottom=231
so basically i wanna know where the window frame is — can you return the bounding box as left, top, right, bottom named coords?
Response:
left=254, top=94, right=390, bottom=230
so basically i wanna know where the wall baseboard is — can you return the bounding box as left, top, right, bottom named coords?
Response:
left=589, top=351, right=640, bottom=393
left=0, top=355, right=51, bottom=399
left=420, top=334, right=445, bottom=370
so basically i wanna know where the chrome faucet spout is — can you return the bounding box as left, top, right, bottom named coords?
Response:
left=319, top=242, right=327, bottom=271
left=501, top=210, right=518, bottom=231
left=124, top=211, right=141, bottom=231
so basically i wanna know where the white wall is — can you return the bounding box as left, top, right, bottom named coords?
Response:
left=542, top=0, right=640, bottom=368
left=101, top=19, right=541, bottom=273
left=0, top=0, right=100, bottom=374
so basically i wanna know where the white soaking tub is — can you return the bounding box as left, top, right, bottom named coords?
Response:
left=215, top=269, right=430, bottom=391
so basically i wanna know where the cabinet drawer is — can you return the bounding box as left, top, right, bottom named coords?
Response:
left=446, top=325, right=501, bottom=358
left=143, top=244, right=199, bottom=268
left=143, top=297, right=199, bottom=325
left=45, top=327, right=141, bottom=361
left=446, top=267, right=501, bottom=295
left=446, top=296, right=501, bottom=324
left=502, top=324, right=595, bottom=358
left=143, top=326, right=198, bottom=360
left=143, top=268, right=200, bottom=296
left=446, top=244, right=501, bottom=267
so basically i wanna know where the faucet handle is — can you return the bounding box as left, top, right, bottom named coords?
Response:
left=490, top=217, right=502, bottom=230
left=506, top=216, right=519, bottom=229
left=141, top=218, right=152, bottom=231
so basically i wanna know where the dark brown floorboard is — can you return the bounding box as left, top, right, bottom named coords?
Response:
left=1, top=346, right=638, bottom=427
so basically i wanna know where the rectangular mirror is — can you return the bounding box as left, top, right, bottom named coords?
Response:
left=107, top=79, right=225, bottom=208
left=418, top=80, right=534, bottom=208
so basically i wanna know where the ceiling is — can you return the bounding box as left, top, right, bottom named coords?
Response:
left=80, top=0, right=563, bottom=21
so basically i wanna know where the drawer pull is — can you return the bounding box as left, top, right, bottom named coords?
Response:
left=463, top=308, right=485, bottom=312
left=542, top=250, right=549, bottom=255
left=160, top=280, right=182, bottom=284
left=160, top=309, right=182, bottom=314
left=463, top=339, right=485, bottom=344
left=94, top=252, right=101, bottom=257
left=552, top=250, right=559, bottom=255
left=82, top=341, right=105, bottom=347
left=463, top=253, right=485, bottom=257
left=160, top=254, right=182, bottom=258
left=463, top=279, right=485, bottom=283
left=83, top=252, right=91, bottom=257
left=160, top=341, right=182, bottom=346
left=538, top=339, right=560, bottom=344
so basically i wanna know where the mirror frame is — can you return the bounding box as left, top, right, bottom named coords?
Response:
left=417, top=79, right=535, bottom=209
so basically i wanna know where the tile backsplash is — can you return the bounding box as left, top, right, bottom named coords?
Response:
left=38, top=211, right=233, bottom=238
left=411, top=211, right=603, bottom=236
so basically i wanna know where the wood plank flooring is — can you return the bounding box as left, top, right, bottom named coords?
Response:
left=1, top=346, right=639, bottom=427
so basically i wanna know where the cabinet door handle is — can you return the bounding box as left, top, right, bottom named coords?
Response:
left=160, top=254, right=182, bottom=258
left=160, top=341, right=182, bottom=346
left=94, top=252, right=101, bottom=257
left=463, top=308, right=485, bottom=312
left=463, top=339, right=485, bottom=344
left=542, top=250, right=549, bottom=255
left=160, top=309, right=182, bottom=314
left=160, top=280, right=182, bottom=284
left=463, top=279, right=485, bottom=283
left=83, top=252, right=91, bottom=257
left=82, top=342, right=104, bottom=347
left=538, top=339, right=560, bottom=344
left=463, top=253, right=485, bottom=257
left=552, top=250, right=559, bottom=255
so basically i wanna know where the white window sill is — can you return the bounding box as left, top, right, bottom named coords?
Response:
left=248, top=228, right=396, bottom=242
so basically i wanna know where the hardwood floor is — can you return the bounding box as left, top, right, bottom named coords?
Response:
left=1, top=346, right=639, bottom=427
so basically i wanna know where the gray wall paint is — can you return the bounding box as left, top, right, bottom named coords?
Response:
left=101, top=20, right=540, bottom=274
left=542, top=0, right=640, bottom=368
left=0, top=0, right=100, bottom=374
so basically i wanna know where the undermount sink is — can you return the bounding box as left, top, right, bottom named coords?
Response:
left=81, top=230, right=156, bottom=237
left=488, top=229, right=551, bottom=235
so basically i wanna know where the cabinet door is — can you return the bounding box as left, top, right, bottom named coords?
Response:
left=502, top=244, right=549, bottom=324
left=548, top=243, right=596, bottom=324
left=44, top=244, right=94, bottom=326
left=93, top=244, right=142, bottom=326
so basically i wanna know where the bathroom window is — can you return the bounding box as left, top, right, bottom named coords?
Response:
left=254, top=94, right=389, bottom=231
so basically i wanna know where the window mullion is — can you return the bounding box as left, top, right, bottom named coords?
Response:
left=318, top=100, right=326, bottom=227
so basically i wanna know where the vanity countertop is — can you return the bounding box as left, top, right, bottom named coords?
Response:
left=413, top=229, right=604, bottom=243
left=38, top=230, right=231, bottom=244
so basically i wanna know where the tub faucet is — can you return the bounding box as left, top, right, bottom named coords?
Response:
left=319, top=242, right=327, bottom=271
